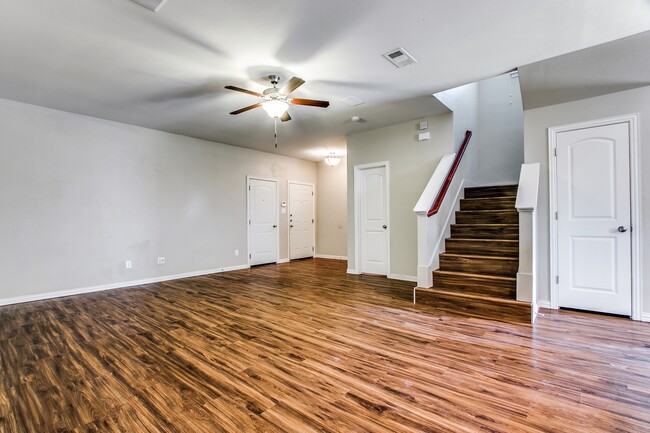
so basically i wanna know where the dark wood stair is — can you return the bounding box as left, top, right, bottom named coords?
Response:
left=415, top=185, right=531, bottom=323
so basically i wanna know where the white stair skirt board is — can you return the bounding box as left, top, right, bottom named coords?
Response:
left=0, top=264, right=250, bottom=306
left=314, top=254, right=348, bottom=260
left=516, top=272, right=533, bottom=303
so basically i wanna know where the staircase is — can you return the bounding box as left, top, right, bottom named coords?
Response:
left=415, top=185, right=531, bottom=323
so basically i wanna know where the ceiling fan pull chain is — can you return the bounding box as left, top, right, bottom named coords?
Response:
left=274, top=117, right=278, bottom=148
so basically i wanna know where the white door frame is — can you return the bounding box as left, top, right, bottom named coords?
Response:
left=548, top=114, right=642, bottom=320
left=353, top=161, right=390, bottom=275
left=288, top=180, right=316, bottom=259
left=246, top=175, right=280, bottom=266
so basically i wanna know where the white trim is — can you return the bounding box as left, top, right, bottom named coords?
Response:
left=288, top=181, right=316, bottom=260
left=354, top=161, right=390, bottom=276
left=347, top=268, right=360, bottom=275
left=247, top=176, right=280, bottom=266
left=314, top=254, right=348, bottom=260
left=0, top=264, right=250, bottom=307
left=548, top=114, right=642, bottom=319
left=388, top=273, right=418, bottom=283
left=641, top=313, right=650, bottom=323
left=538, top=300, right=553, bottom=310
left=276, top=258, right=290, bottom=264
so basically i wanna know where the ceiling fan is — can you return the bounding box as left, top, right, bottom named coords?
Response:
left=225, top=75, right=330, bottom=123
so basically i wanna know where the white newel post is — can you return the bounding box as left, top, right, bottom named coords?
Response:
left=515, top=163, right=541, bottom=323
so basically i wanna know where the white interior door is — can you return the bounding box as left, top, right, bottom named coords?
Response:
left=359, top=165, right=388, bottom=275
left=289, top=182, right=314, bottom=260
left=248, top=178, right=278, bottom=266
left=556, top=122, right=631, bottom=315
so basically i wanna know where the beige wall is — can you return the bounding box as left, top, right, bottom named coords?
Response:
left=316, top=157, right=347, bottom=258
left=0, top=98, right=316, bottom=302
left=524, top=85, right=650, bottom=316
left=346, top=113, right=454, bottom=279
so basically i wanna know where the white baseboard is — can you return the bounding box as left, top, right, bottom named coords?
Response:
left=314, top=254, right=348, bottom=260
left=537, top=300, right=553, bottom=309
left=347, top=268, right=360, bottom=275
left=276, top=258, right=290, bottom=264
left=388, top=273, right=418, bottom=283
left=0, top=264, right=250, bottom=307
left=641, top=313, right=650, bottom=323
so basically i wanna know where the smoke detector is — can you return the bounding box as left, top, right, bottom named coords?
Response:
left=130, top=0, right=168, bottom=12
left=383, top=47, right=418, bottom=68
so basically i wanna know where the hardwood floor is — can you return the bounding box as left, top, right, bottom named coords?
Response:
left=1, top=259, right=649, bottom=432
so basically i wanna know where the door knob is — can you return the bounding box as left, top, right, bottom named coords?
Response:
left=383, top=225, right=387, bottom=229
left=617, top=226, right=628, bottom=233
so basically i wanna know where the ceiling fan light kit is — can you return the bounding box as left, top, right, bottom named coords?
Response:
left=225, top=75, right=330, bottom=147
left=262, top=100, right=289, bottom=118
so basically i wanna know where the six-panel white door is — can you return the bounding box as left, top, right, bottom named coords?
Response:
left=289, top=182, right=314, bottom=260
left=248, top=178, right=278, bottom=266
left=360, top=166, right=388, bottom=275
left=556, top=122, right=631, bottom=315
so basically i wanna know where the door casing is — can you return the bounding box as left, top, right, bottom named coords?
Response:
left=548, top=114, right=642, bottom=320
left=288, top=181, right=315, bottom=260
left=246, top=176, right=279, bottom=266
left=353, top=161, right=390, bottom=276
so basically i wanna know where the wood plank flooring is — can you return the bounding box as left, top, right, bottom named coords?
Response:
left=0, top=258, right=649, bottom=432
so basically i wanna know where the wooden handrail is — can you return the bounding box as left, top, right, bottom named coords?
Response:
left=427, top=130, right=473, bottom=217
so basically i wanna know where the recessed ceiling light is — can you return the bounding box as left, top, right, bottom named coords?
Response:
left=383, top=47, right=418, bottom=68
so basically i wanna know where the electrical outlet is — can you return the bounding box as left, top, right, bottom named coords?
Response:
left=125, top=260, right=132, bottom=269
left=235, top=249, right=239, bottom=256
left=157, top=257, right=165, bottom=265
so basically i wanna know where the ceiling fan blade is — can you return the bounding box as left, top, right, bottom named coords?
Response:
left=280, top=112, right=292, bottom=122
left=290, top=98, right=330, bottom=108
left=224, top=85, right=263, bottom=98
left=280, top=77, right=305, bottom=95
left=230, top=103, right=262, bottom=115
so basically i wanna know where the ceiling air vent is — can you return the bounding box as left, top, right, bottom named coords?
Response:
left=383, top=47, right=418, bottom=68
left=130, top=0, right=168, bottom=12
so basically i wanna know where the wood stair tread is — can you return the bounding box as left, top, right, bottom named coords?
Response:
left=440, top=253, right=518, bottom=261
left=461, top=196, right=516, bottom=201
left=452, top=223, right=518, bottom=226
left=415, top=287, right=527, bottom=306
left=457, top=209, right=518, bottom=212
left=433, top=270, right=516, bottom=281
left=448, top=238, right=518, bottom=243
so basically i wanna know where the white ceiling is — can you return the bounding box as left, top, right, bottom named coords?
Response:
left=1, top=0, right=650, bottom=160
left=519, top=30, right=650, bottom=109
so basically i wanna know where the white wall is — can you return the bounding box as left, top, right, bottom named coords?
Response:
left=523, top=86, right=650, bottom=316
left=477, top=73, right=524, bottom=184
left=346, top=113, right=453, bottom=279
left=434, top=83, right=480, bottom=185
left=0, top=98, right=317, bottom=303
left=316, top=156, right=347, bottom=259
